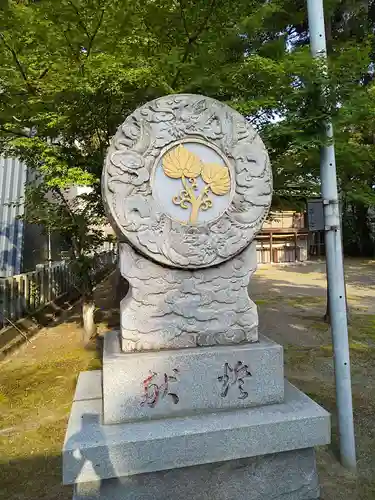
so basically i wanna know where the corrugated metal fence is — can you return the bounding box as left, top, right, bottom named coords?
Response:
left=0, top=157, right=27, bottom=278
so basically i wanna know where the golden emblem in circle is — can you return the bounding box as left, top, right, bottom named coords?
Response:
left=162, top=144, right=231, bottom=224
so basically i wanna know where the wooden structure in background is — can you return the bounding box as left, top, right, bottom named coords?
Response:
left=256, top=211, right=309, bottom=264
left=308, top=230, right=325, bottom=257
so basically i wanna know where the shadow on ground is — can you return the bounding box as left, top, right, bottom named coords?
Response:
left=269, top=258, right=375, bottom=290
left=1, top=454, right=71, bottom=500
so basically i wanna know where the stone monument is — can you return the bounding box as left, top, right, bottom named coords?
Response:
left=62, top=94, right=330, bottom=499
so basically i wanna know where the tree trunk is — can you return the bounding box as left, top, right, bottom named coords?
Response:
left=324, top=6, right=333, bottom=55
left=82, top=297, right=97, bottom=345
left=356, top=203, right=373, bottom=257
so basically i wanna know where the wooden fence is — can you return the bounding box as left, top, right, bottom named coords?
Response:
left=0, top=248, right=117, bottom=330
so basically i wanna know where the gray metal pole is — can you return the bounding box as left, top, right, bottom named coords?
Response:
left=306, top=0, right=357, bottom=471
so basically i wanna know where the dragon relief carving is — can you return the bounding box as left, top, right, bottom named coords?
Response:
left=102, top=93, right=272, bottom=269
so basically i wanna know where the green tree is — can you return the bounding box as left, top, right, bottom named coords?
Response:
left=263, top=0, right=375, bottom=257
left=1, top=0, right=253, bottom=340
left=21, top=178, right=110, bottom=342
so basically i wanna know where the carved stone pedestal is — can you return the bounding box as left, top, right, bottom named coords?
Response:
left=72, top=449, right=321, bottom=500
left=63, top=332, right=330, bottom=500
left=63, top=364, right=329, bottom=500
left=119, top=242, right=259, bottom=351
left=102, top=331, right=284, bottom=424
left=63, top=93, right=331, bottom=499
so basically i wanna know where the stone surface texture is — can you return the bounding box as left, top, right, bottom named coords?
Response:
left=74, top=371, right=102, bottom=402
left=119, top=241, right=259, bottom=351
left=62, top=374, right=330, bottom=485
left=102, top=94, right=272, bottom=269
left=102, top=330, right=284, bottom=424
left=73, top=448, right=320, bottom=500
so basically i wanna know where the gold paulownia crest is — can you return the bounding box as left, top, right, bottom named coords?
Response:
left=162, top=144, right=230, bottom=224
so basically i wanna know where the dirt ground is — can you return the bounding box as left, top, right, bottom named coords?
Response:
left=252, top=259, right=375, bottom=499
left=0, top=259, right=374, bottom=500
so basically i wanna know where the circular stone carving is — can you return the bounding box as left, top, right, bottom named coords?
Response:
left=102, top=94, right=272, bottom=269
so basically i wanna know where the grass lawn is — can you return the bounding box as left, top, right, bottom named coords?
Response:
left=0, top=266, right=375, bottom=500
left=0, top=326, right=101, bottom=500
left=284, top=337, right=375, bottom=499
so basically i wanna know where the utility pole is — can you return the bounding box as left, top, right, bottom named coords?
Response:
left=306, top=0, right=357, bottom=471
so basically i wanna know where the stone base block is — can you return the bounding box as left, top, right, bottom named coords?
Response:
left=103, top=330, right=284, bottom=424
left=63, top=373, right=330, bottom=486
left=73, top=448, right=320, bottom=500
